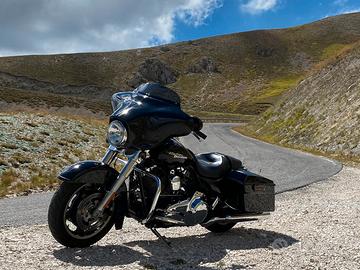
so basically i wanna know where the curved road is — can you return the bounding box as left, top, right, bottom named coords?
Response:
left=0, top=123, right=342, bottom=228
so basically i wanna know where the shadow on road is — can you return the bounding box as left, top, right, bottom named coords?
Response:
left=53, top=227, right=298, bottom=269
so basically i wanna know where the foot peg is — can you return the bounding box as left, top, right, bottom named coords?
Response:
left=150, top=228, right=172, bottom=247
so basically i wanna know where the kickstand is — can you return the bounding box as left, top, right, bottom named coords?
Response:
left=150, top=227, right=172, bottom=247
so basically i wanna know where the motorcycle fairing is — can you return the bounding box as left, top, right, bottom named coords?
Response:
left=110, top=83, right=197, bottom=150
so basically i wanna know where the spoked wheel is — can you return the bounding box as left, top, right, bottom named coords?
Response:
left=202, top=222, right=237, bottom=233
left=48, top=182, right=115, bottom=247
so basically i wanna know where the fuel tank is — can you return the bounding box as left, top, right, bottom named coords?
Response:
left=150, top=138, right=195, bottom=164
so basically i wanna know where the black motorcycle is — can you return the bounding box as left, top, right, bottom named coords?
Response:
left=48, top=82, right=275, bottom=247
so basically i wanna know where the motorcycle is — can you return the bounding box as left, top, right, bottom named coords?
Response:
left=48, top=82, right=275, bottom=248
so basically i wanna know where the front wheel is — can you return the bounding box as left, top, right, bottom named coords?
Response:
left=48, top=182, right=115, bottom=248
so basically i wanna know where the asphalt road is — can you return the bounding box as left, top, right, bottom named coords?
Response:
left=0, top=123, right=342, bottom=228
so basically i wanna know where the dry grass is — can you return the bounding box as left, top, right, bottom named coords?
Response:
left=0, top=169, right=19, bottom=197
left=0, top=157, right=8, bottom=166
left=15, top=135, right=34, bottom=142
left=0, top=89, right=111, bottom=117
left=0, top=142, right=18, bottom=150
left=10, top=152, right=32, bottom=164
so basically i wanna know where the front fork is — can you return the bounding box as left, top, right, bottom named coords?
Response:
left=93, top=146, right=141, bottom=217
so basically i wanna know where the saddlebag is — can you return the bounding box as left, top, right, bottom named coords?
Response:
left=223, top=169, right=275, bottom=213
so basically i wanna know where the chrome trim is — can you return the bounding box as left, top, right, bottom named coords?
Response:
left=95, top=150, right=141, bottom=213
left=166, top=199, right=189, bottom=212
left=101, top=145, right=119, bottom=165
left=211, top=197, right=219, bottom=210
left=154, top=216, right=185, bottom=225
left=134, top=168, right=162, bottom=224
left=201, top=213, right=270, bottom=226
left=224, top=201, right=238, bottom=211
left=115, top=157, right=127, bottom=166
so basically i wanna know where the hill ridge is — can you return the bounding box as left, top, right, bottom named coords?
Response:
left=0, top=12, right=360, bottom=115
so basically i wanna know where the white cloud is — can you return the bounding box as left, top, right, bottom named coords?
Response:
left=333, top=0, right=348, bottom=7
left=340, top=8, right=360, bottom=14
left=241, top=0, right=278, bottom=15
left=177, top=0, right=223, bottom=26
left=324, top=6, right=360, bottom=18
left=0, top=0, right=222, bottom=56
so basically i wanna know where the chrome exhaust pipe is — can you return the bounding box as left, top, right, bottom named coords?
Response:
left=201, top=213, right=270, bottom=226
left=154, top=216, right=186, bottom=225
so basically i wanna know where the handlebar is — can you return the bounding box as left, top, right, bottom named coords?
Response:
left=193, top=130, right=207, bottom=140
left=190, top=116, right=207, bottom=140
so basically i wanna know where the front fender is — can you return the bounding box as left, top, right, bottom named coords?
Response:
left=58, top=160, right=119, bottom=184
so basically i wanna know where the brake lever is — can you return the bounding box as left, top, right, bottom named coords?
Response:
left=192, top=131, right=201, bottom=141
left=192, top=131, right=207, bottom=140
left=196, top=131, right=207, bottom=140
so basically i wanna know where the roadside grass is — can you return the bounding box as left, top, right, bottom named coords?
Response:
left=29, top=170, right=59, bottom=190
left=0, top=169, right=19, bottom=197
left=0, top=169, right=59, bottom=198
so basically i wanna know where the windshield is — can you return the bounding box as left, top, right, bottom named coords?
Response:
left=134, top=82, right=181, bottom=105
left=111, top=92, right=133, bottom=112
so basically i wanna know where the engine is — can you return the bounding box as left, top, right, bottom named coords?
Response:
left=128, top=158, right=208, bottom=226
left=161, top=191, right=208, bottom=226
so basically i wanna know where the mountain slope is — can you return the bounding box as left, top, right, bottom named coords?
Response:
left=237, top=41, right=360, bottom=162
left=0, top=13, right=360, bottom=115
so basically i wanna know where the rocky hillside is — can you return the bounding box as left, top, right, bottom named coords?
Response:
left=237, top=42, right=360, bottom=162
left=0, top=12, right=360, bottom=115
left=0, top=108, right=108, bottom=197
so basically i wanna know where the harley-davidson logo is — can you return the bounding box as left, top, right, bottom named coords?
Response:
left=167, top=152, right=187, bottom=159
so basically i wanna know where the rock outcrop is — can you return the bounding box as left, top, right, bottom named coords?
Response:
left=187, top=57, right=219, bottom=73
left=128, top=58, right=178, bottom=87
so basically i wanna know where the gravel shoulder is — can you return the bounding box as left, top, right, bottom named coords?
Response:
left=1, top=166, right=359, bottom=270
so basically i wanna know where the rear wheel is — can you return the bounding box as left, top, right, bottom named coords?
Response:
left=202, top=222, right=237, bottom=233
left=48, top=182, right=115, bottom=248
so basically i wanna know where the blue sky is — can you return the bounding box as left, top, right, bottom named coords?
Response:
left=174, top=0, right=360, bottom=42
left=0, top=0, right=359, bottom=56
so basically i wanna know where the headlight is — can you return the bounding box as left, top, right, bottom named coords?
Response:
left=107, top=120, right=127, bottom=147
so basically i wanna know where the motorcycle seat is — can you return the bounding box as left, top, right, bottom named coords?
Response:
left=194, top=152, right=229, bottom=179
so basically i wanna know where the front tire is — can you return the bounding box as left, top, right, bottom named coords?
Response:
left=48, top=182, right=115, bottom=248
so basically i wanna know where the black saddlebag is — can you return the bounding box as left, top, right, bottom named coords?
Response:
left=222, top=169, right=275, bottom=213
